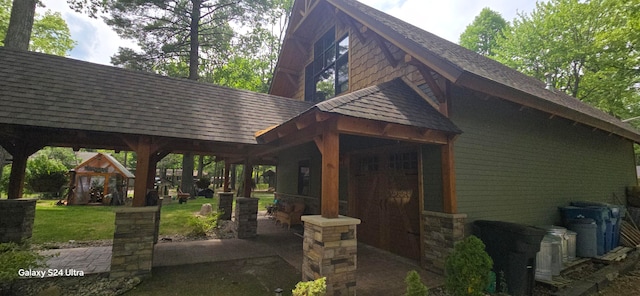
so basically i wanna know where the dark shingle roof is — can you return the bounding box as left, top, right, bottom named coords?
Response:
left=0, top=48, right=313, bottom=145
left=329, top=0, right=640, bottom=142
left=314, top=78, right=461, bottom=133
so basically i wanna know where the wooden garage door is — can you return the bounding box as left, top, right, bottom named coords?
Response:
left=352, top=150, right=421, bottom=261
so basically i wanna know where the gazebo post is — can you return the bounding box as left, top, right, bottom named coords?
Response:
left=132, top=137, right=153, bottom=207
left=6, top=141, right=43, bottom=199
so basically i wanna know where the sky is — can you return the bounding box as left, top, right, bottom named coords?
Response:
left=37, top=0, right=538, bottom=66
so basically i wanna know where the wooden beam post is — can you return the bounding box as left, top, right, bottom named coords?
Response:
left=223, top=161, right=230, bottom=192
left=442, top=140, right=457, bottom=214
left=133, top=137, right=152, bottom=207
left=320, top=129, right=340, bottom=218
left=242, top=159, right=253, bottom=197
left=7, top=142, right=43, bottom=199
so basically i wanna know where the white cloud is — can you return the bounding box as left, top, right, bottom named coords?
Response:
left=38, top=0, right=138, bottom=65
left=36, top=0, right=537, bottom=65
left=359, top=0, right=537, bottom=43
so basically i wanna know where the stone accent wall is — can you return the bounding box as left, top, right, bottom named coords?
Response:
left=235, top=197, right=258, bottom=239
left=301, top=215, right=361, bottom=296
left=423, top=211, right=467, bottom=275
left=218, top=192, right=234, bottom=220
left=110, top=206, right=160, bottom=279
left=0, top=199, right=36, bottom=243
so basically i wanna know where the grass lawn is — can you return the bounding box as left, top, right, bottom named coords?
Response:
left=31, top=192, right=277, bottom=244
left=125, top=257, right=301, bottom=296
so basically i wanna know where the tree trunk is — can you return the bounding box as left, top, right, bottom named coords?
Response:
left=4, top=0, right=37, bottom=50
left=180, top=0, right=201, bottom=193
left=189, top=0, right=201, bottom=81
left=181, top=153, right=195, bottom=196
left=197, top=155, right=204, bottom=179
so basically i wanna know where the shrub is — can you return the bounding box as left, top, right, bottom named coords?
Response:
left=25, top=154, right=69, bottom=196
left=0, top=242, right=48, bottom=291
left=444, top=235, right=493, bottom=296
left=405, top=270, right=429, bottom=296
left=187, top=212, right=221, bottom=237
left=292, top=277, right=326, bottom=296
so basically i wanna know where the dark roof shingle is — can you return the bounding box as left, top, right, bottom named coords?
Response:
left=329, top=0, right=640, bottom=142
left=315, top=78, right=461, bottom=134
left=0, top=48, right=313, bottom=145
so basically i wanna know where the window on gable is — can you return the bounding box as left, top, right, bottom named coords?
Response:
left=305, top=27, right=349, bottom=103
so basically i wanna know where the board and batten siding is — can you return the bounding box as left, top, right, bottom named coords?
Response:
left=451, top=90, right=637, bottom=226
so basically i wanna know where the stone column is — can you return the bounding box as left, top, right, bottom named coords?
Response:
left=218, top=192, right=234, bottom=220
left=0, top=199, right=36, bottom=243
left=235, top=197, right=258, bottom=238
left=423, top=211, right=467, bottom=275
left=110, top=206, right=159, bottom=279
left=301, top=215, right=361, bottom=296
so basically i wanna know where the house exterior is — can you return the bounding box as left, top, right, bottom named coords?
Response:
left=2, top=0, right=639, bottom=294
left=261, top=0, right=640, bottom=279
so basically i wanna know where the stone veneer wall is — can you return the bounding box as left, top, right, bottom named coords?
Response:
left=110, top=205, right=161, bottom=279
left=423, top=211, right=467, bottom=275
left=235, top=197, right=258, bottom=239
left=0, top=199, right=36, bottom=243
left=218, top=192, right=234, bottom=221
left=301, top=215, right=361, bottom=296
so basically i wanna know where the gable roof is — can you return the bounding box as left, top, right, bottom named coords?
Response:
left=314, top=78, right=461, bottom=134
left=0, top=47, right=312, bottom=146
left=327, top=0, right=640, bottom=143
left=75, top=152, right=135, bottom=178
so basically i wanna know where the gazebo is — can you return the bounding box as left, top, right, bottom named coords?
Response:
left=68, top=153, right=134, bottom=205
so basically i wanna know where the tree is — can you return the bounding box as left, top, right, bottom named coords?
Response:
left=459, top=7, right=508, bottom=56
left=103, top=0, right=290, bottom=192
left=0, top=0, right=75, bottom=55
left=493, top=0, right=640, bottom=119
left=2, top=0, right=36, bottom=50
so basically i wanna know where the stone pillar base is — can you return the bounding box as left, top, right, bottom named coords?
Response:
left=218, top=192, right=234, bottom=220
left=235, top=197, right=258, bottom=238
left=423, top=211, right=467, bottom=275
left=110, top=206, right=160, bottom=279
left=301, top=215, right=361, bottom=296
left=0, top=199, right=36, bottom=243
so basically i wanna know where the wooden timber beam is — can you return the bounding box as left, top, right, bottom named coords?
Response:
left=337, top=11, right=366, bottom=43
left=242, top=159, right=253, bottom=197
left=319, top=128, right=340, bottom=218
left=336, top=116, right=449, bottom=145
left=401, top=76, right=441, bottom=111
left=132, top=136, right=160, bottom=207
left=375, top=35, right=399, bottom=68
left=7, top=140, right=44, bottom=199
left=293, top=0, right=323, bottom=33
left=442, top=138, right=457, bottom=214
left=406, top=55, right=447, bottom=104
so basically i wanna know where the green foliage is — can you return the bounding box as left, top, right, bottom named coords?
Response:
left=187, top=211, right=221, bottom=237
left=492, top=0, right=640, bottom=119
left=444, top=235, right=493, bottom=296
left=459, top=7, right=508, bottom=56
left=0, top=0, right=75, bottom=55
left=25, top=154, right=69, bottom=195
left=0, top=242, right=48, bottom=283
left=292, top=277, right=326, bottom=296
left=405, top=270, right=429, bottom=296
left=37, top=147, right=80, bottom=169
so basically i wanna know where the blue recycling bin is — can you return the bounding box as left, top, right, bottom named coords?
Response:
left=570, top=202, right=622, bottom=251
left=560, top=206, right=610, bottom=255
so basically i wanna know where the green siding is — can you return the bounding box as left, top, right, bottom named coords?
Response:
left=275, top=142, right=322, bottom=198
left=451, top=91, right=637, bottom=226
left=422, top=145, right=444, bottom=212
